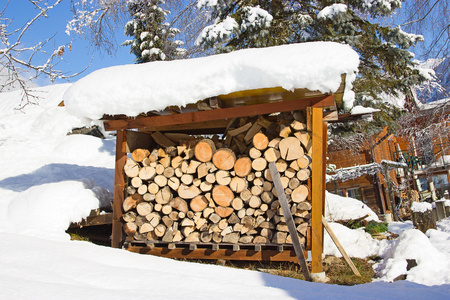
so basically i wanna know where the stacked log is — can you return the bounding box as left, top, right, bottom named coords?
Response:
left=122, top=111, right=312, bottom=245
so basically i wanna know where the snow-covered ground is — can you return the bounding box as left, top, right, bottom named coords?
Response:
left=1, top=84, right=450, bottom=298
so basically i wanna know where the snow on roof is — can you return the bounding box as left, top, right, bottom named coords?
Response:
left=64, top=42, right=359, bottom=120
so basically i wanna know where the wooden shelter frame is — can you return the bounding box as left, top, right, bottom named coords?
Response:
left=105, top=87, right=335, bottom=274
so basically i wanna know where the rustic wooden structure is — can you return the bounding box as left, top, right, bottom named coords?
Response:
left=103, top=82, right=346, bottom=275
left=326, top=128, right=402, bottom=216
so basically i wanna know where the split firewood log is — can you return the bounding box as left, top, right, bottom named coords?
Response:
left=131, top=177, right=142, bottom=189
left=146, top=212, right=161, bottom=227
left=212, top=185, right=234, bottom=207
left=253, top=236, right=270, bottom=244
left=132, top=149, right=150, bottom=162
left=190, top=195, right=209, bottom=212
left=290, top=120, right=307, bottom=131
left=279, top=137, right=304, bottom=161
left=124, top=158, right=140, bottom=177
left=234, top=157, right=252, bottom=177
left=249, top=147, right=262, bottom=160
left=181, top=174, right=194, bottom=185
left=279, top=124, right=292, bottom=138
left=154, top=174, right=168, bottom=187
left=229, top=177, right=247, bottom=193
left=244, top=122, right=262, bottom=143
left=139, top=166, right=156, bottom=181
left=136, top=202, right=153, bottom=216
left=297, top=168, right=311, bottom=181
left=122, top=211, right=137, bottom=223
left=228, top=122, right=252, bottom=137
left=159, top=156, right=171, bottom=168
left=177, top=184, right=201, bottom=199
left=123, top=222, right=137, bottom=236
left=171, top=156, right=183, bottom=169
left=143, top=193, right=155, bottom=202
left=264, top=147, right=280, bottom=162
left=199, top=181, right=213, bottom=192
left=197, top=162, right=215, bottom=178
left=167, top=177, right=180, bottom=191
left=148, top=182, right=159, bottom=194
left=212, top=148, right=236, bottom=170
left=252, top=157, right=267, bottom=172
left=297, top=155, right=312, bottom=169
left=194, top=139, right=216, bottom=162
left=155, top=186, right=173, bottom=204
left=123, top=194, right=142, bottom=212
left=253, top=132, right=269, bottom=150
left=215, top=206, right=234, bottom=218
left=215, top=170, right=231, bottom=185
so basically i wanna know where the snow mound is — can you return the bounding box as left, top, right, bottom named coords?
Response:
left=5, top=181, right=101, bottom=240
left=374, top=229, right=450, bottom=286
left=324, top=222, right=386, bottom=258
left=64, top=42, right=359, bottom=120
left=325, top=191, right=379, bottom=222
left=410, top=201, right=432, bottom=213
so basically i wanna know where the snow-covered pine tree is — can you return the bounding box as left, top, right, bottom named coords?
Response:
left=196, top=0, right=430, bottom=112
left=123, top=0, right=187, bottom=62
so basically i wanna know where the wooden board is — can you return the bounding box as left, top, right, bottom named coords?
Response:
left=126, top=244, right=305, bottom=263
left=103, top=95, right=335, bottom=131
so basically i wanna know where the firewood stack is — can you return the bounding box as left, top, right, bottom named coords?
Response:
left=122, top=110, right=312, bottom=245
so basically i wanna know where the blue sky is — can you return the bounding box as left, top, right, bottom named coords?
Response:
left=4, top=0, right=134, bottom=85
left=3, top=0, right=434, bottom=88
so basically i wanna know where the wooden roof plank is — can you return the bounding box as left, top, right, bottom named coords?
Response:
left=103, top=95, right=335, bottom=131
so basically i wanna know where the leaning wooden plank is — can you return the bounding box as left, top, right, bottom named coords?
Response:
left=269, top=161, right=312, bottom=282
left=322, top=216, right=361, bottom=277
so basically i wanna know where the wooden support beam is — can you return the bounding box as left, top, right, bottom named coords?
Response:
left=112, top=130, right=127, bottom=248
left=103, top=95, right=335, bottom=131
left=311, top=107, right=324, bottom=274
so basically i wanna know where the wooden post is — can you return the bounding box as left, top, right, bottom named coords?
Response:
left=112, top=130, right=127, bottom=248
left=311, top=107, right=324, bottom=275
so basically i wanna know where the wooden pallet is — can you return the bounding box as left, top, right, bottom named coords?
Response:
left=125, top=238, right=311, bottom=263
